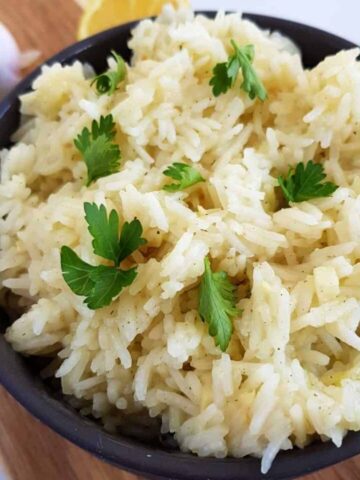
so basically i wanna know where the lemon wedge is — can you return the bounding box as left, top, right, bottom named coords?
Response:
left=78, top=0, right=189, bottom=40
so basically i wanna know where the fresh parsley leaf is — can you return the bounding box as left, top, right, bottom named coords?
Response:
left=74, top=114, right=121, bottom=186
left=199, top=257, right=238, bottom=352
left=278, top=160, right=339, bottom=203
left=61, top=255, right=137, bottom=310
left=61, top=203, right=147, bottom=310
left=209, top=62, right=232, bottom=97
left=91, top=51, right=126, bottom=96
left=210, top=39, right=267, bottom=101
left=85, top=265, right=137, bottom=310
left=84, top=203, right=146, bottom=264
left=163, top=162, right=205, bottom=192
left=84, top=202, right=120, bottom=264
left=60, top=246, right=96, bottom=296
left=90, top=114, right=117, bottom=141
left=79, top=135, right=120, bottom=186
left=118, top=219, right=147, bottom=263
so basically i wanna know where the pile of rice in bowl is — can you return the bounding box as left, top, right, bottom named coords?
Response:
left=2, top=5, right=360, bottom=473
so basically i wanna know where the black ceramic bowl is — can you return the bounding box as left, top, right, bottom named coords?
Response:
left=0, top=12, right=357, bottom=480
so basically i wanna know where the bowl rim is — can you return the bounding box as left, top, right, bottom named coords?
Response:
left=0, top=11, right=356, bottom=118
left=0, top=12, right=358, bottom=480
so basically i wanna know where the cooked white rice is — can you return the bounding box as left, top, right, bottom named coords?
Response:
left=2, top=5, right=360, bottom=473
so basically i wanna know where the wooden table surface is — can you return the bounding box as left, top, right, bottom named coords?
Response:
left=0, top=1, right=360, bottom=479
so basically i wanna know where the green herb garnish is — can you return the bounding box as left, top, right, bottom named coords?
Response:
left=74, top=114, right=121, bottom=186
left=91, top=51, right=126, bottom=95
left=82, top=265, right=137, bottom=310
left=199, top=257, right=239, bottom=352
left=278, top=160, right=339, bottom=203
left=210, top=40, right=267, bottom=101
left=61, top=203, right=146, bottom=310
left=163, top=162, right=205, bottom=192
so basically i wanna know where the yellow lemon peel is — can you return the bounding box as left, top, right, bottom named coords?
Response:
left=78, top=0, right=190, bottom=40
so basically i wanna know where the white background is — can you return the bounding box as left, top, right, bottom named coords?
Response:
left=192, top=0, right=360, bottom=44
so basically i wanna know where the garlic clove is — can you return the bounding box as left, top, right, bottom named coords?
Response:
left=0, top=22, right=21, bottom=71
left=19, top=50, right=41, bottom=69
left=0, top=23, right=40, bottom=99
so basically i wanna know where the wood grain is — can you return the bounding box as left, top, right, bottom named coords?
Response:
left=0, top=387, right=139, bottom=480
left=0, top=1, right=360, bottom=479
left=0, top=0, right=81, bottom=65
